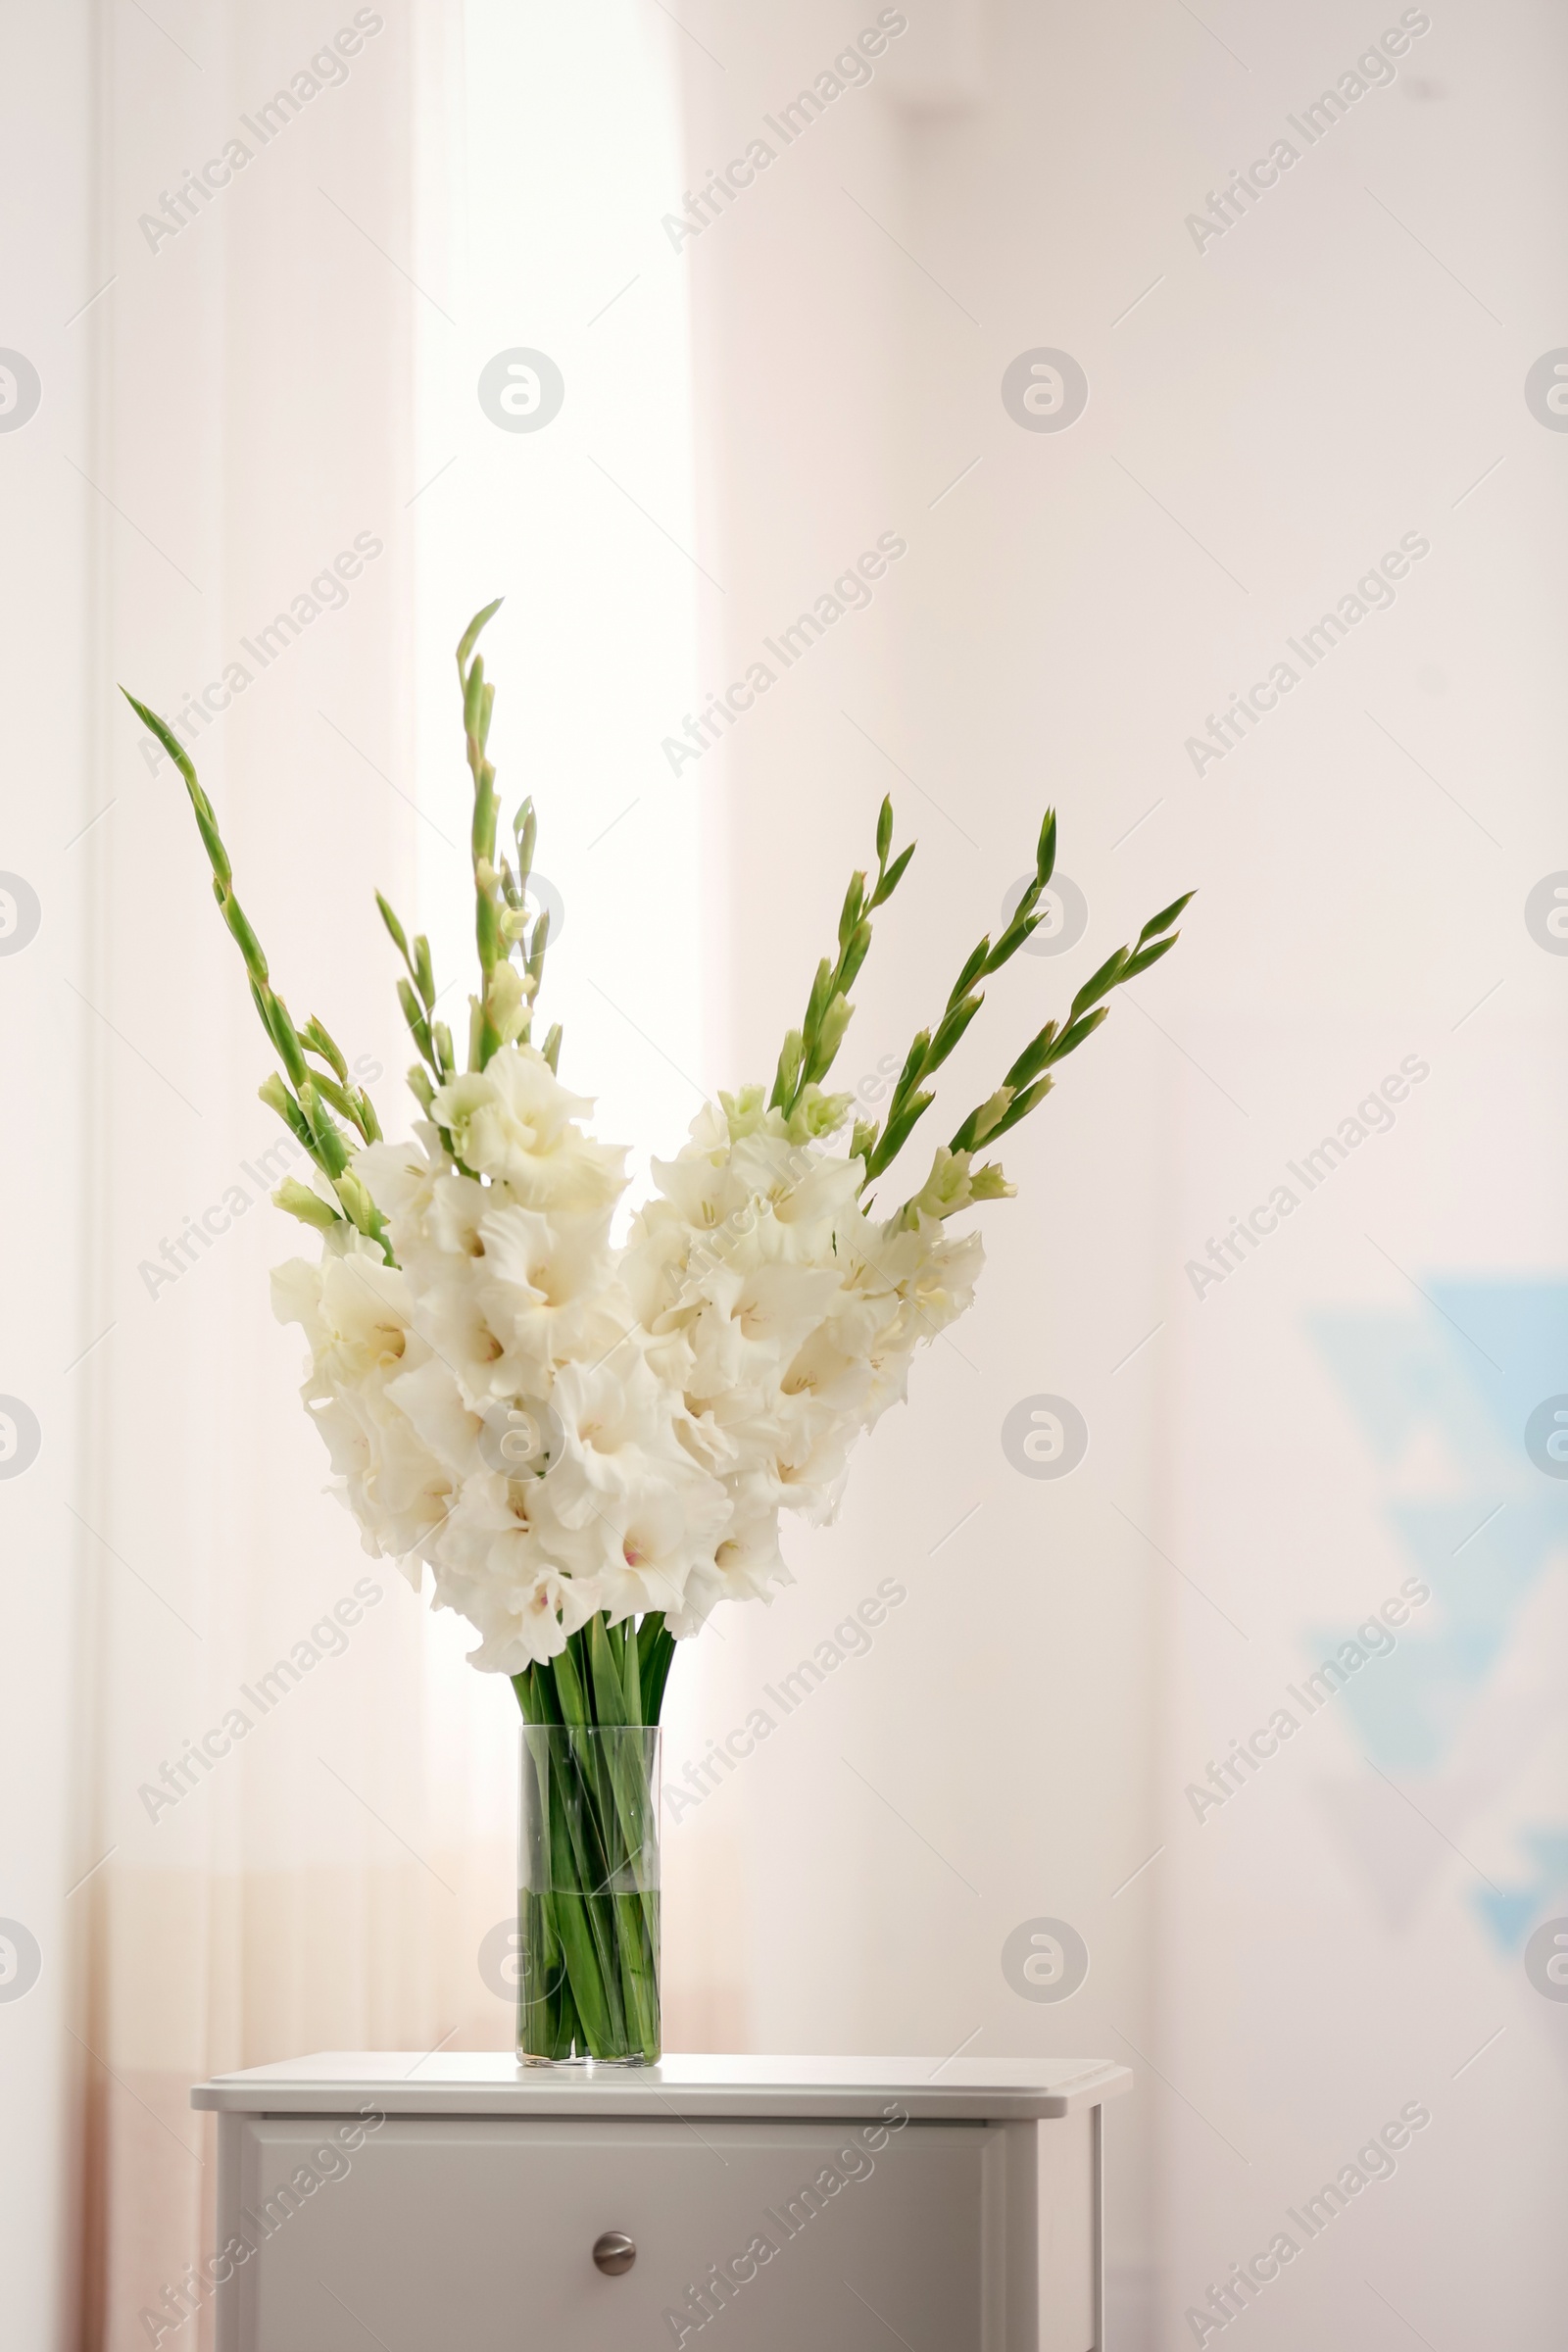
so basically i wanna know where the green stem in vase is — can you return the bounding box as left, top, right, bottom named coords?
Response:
left=512, top=1614, right=666, bottom=2062
left=517, top=1731, right=585, bottom=2062
left=550, top=1739, right=623, bottom=2054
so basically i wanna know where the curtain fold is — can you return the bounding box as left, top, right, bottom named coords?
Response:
left=16, top=6, right=719, bottom=2339
left=73, top=4, right=464, bottom=2336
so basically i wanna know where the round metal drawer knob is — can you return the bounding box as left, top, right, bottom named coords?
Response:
left=593, top=2230, right=636, bottom=2276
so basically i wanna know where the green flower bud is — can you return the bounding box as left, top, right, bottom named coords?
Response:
left=720, top=1084, right=769, bottom=1142
left=785, top=1084, right=853, bottom=1144
left=969, top=1161, right=1016, bottom=1201
left=774, top=1029, right=804, bottom=1103
left=514, top=800, right=536, bottom=880
left=332, top=1168, right=378, bottom=1232
left=273, top=1178, right=341, bottom=1232
left=298, top=1080, right=348, bottom=1174
left=969, top=1087, right=1013, bottom=1146
left=811, top=992, right=853, bottom=1073
left=905, top=1146, right=973, bottom=1222
left=375, top=891, right=411, bottom=959
left=486, top=958, right=530, bottom=1045
left=303, top=1014, right=347, bottom=1080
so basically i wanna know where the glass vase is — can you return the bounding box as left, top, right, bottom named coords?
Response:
left=516, top=1723, right=661, bottom=2065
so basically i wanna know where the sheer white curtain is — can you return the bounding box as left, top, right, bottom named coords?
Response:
left=405, top=0, right=736, bottom=2048
left=1, top=5, right=706, bottom=2346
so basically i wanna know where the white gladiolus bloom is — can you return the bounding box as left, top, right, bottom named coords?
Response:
left=275, top=1046, right=986, bottom=1671
left=137, top=592, right=1185, bottom=1718
left=429, top=1047, right=627, bottom=1209
left=270, top=1236, right=454, bottom=1567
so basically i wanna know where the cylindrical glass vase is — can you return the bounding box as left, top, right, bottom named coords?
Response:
left=516, top=1724, right=661, bottom=2065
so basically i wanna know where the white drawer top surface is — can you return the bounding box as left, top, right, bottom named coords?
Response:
left=191, top=2051, right=1131, bottom=2121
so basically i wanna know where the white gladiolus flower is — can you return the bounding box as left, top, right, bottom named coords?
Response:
left=429, top=1045, right=627, bottom=1209
left=276, top=1065, right=986, bottom=1673
left=597, top=1469, right=732, bottom=1627
left=141, top=593, right=1186, bottom=1723
left=270, top=1237, right=454, bottom=1567
left=546, top=1351, right=703, bottom=1541
left=474, top=1200, right=625, bottom=1396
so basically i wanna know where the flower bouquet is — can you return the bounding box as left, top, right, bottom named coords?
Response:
left=124, top=602, right=1190, bottom=2061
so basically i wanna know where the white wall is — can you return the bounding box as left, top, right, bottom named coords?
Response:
left=661, top=1, right=1568, bottom=2344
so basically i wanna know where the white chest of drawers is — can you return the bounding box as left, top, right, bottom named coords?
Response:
left=189, top=2052, right=1130, bottom=2352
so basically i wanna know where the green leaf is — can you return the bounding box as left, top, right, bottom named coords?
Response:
left=588, top=1614, right=630, bottom=1729
left=875, top=796, right=893, bottom=864
left=620, top=1622, right=643, bottom=1727
left=553, top=1640, right=589, bottom=1729
left=638, top=1618, right=677, bottom=1723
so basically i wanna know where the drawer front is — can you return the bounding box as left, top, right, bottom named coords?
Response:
left=220, top=2114, right=985, bottom=2352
